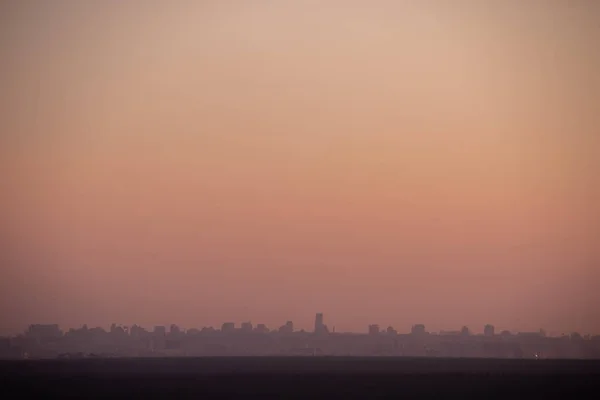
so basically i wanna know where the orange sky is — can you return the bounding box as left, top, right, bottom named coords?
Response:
left=1, top=1, right=599, bottom=336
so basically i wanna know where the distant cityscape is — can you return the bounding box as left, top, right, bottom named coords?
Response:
left=2, top=313, right=599, bottom=359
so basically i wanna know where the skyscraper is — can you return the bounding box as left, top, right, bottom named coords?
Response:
left=314, top=313, right=324, bottom=334
left=484, top=324, right=495, bottom=337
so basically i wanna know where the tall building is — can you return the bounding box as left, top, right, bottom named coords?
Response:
left=484, top=324, right=495, bottom=337
left=411, top=324, right=426, bottom=336
left=241, top=322, right=253, bottom=333
left=369, top=324, right=380, bottom=335
left=314, top=313, right=324, bottom=333
left=27, top=324, right=62, bottom=340
left=170, top=324, right=181, bottom=336
left=221, top=322, right=235, bottom=333
left=152, top=326, right=166, bottom=351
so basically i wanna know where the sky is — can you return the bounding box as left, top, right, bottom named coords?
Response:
left=1, top=0, right=599, bottom=336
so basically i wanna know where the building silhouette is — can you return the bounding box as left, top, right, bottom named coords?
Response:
left=6, top=312, right=600, bottom=359
left=411, top=324, right=426, bottom=336
left=314, top=313, right=324, bottom=334
left=241, top=322, right=253, bottom=333
left=279, top=321, right=294, bottom=334
left=369, top=324, right=380, bottom=335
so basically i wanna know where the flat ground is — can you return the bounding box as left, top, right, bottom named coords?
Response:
left=2, top=357, right=599, bottom=397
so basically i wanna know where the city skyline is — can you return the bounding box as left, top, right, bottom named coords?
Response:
left=10, top=312, right=599, bottom=338
left=5, top=312, right=599, bottom=360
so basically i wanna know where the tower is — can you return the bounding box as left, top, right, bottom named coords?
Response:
left=314, top=313, right=324, bottom=333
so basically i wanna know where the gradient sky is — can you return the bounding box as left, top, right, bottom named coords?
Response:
left=1, top=1, right=599, bottom=336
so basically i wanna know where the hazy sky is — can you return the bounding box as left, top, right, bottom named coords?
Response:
left=1, top=1, right=599, bottom=335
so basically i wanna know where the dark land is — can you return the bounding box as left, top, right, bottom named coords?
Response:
left=3, top=357, right=600, bottom=398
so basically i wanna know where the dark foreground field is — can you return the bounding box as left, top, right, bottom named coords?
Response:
left=2, top=357, right=599, bottom=398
